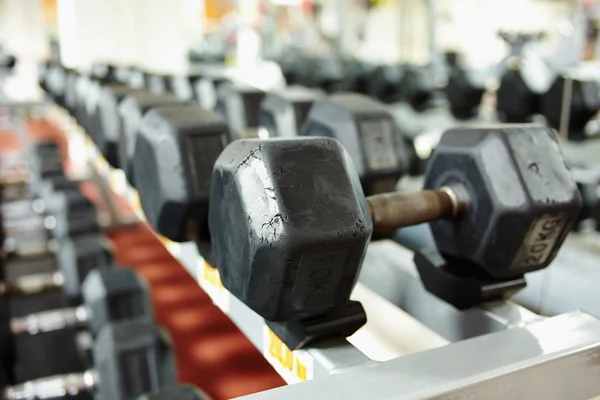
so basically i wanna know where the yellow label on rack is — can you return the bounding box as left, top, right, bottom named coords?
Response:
left=202, top=260, right=224, bottom=290
left=263, top=327, right=313, bottom=384
left=157, top=235, right=181, bottom=257
left=128, top=189, right=146, bottom=221
left=197, top=259, right=229, bottom=312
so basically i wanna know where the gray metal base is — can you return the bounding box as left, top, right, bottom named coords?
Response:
left=238, top=311, right=600, bottom=400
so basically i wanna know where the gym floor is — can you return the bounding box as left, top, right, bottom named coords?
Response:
left=0, top=117, right=285, bottom=400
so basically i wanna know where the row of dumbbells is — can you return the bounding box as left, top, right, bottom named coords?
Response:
left=38, top=61, right=583, bottom=354
left=0, top=143, right=207, bottom=399
left=275, top=46, right=600, bottom=140
left=40, top=60, right=600, bottom=231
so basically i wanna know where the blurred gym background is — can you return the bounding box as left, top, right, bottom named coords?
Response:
left=0, top=0, right=598, bottom=101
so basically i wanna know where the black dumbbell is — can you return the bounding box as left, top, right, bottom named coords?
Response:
left=444, top=61, right=486, bottom=120
left=258, top=86, right=323, bottom=138
left=3, top=318, right=177, bottom=400
left=96, top=84, right=146, bottom=167
left=7, top=268, right=152, bottom=383
left=295, top=57, right=345, bottom=93
left=3, top=231, right=111, bottom=298
left=168, top=73, right=202, bottom=103
left=215, top=83, right=265, bottom=139
left=118, top=91, right=187, bottom=184
left=133, top=105, right=231, bottom=244
left=496, top=60, right=553, bottom=123
left=44, top=64, right=68, bottom=107
left=571, top=166, right=600, bottom=230
left=300, top=93, right=408, bottom=195
left=146, top=73, right=172, bottom=95
left=341, top=59, right=376, bottom=94
left=9, top=267, right=151, bottom=338
left=540, top=68, right=600, bottom=141
left=207, top=125, right=581, bottom=348
left=193, top=68, right=229, bottom=111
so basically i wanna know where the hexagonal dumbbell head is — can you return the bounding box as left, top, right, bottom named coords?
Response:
left=258, top=86, right=323, bottom=137
left=146, top=73, right=172, bottom=95
left=571, top=166, right=600, bottom=228
left=424, top=125, right=581, bottom=278
left=118, top=92, right=186, bottom=183
left=342, top=60, right=376, bottom=94
left=366, top=65, right=404, bottom=102
left=57, top=233, right=112, bottom=299
left=82, top=268, right=152, bottom=336
left=301, top=93, right=408, bottom=195
left=168, top=74, right=202, bottom=102
left=215, top=83, right=265, bottom=139
left=64, top=69, right=80, bottom=116
left=194, top=68, right=228, bottom=110
left=496, top=62, right=553, bottom=123
left=94, top=319, right=177, bottom=400
left=541, top=68, right=600, bottom=140
left=444, top=66, right=486, bottom=120
left=209, top=137, right=372, bottom=322
left=134, top=105, right=231, bottom=242
left=97, top=84, right=145, bottom=167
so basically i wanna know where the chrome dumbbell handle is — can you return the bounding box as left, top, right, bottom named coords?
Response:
left=4, top=370, right=97, bottom=400
left=10, top=305, right=89, bottom=335
left=0, top=271, right=63, bottom=296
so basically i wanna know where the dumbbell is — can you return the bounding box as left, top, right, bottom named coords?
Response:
left=96, top=84, right=146, bottom=167
left=3, top=318, right=177, bottom=400
left=193, top=68, right=229, bottom=110
left=496, top=61, right=553, bottom=123
left=294, top=57, right=345, bottom=93
left=571, top=166, right=600, bottom=230
left=168, top=73, right=202, bottom=103
left=7, top=268, right=152, bottom=383
left=444, top=58, right=486, bottom=120
left=44, top=64, right=68, bottom=107
left=540, top=66, right=600, bottom=141
left=207, top=125, right=581, bottom=348
left=133, top=105, right=231, bottom=244
left=117, top=92, right=187, bottom=184
left=368, top=64, right=438, bottom=110
left=215, top=83, right=265, bottom=139
left=258, top=86, right=323, bottom=137
left=146, top=73, right=172, bottom=95
left=300, top=93, right=409, bottom=194
left=341, top=59, right=376, bottom=94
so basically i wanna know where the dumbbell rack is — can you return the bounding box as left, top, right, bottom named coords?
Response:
left=44, top=105, right=600, bottom=399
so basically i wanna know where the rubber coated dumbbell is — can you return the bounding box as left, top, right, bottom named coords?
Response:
left=300, top=93, right=409, bottom=195
left=9, top=267, right=151, bottom=338
left=96, top=84, right=146, bottom=167
left=258, top=87, right=323, bottom=138
left=215, top=83, right=265, bottom=139
left=540, top=66, right=600, bottom=141
left=208, top=126, right=581, bottom=348
left=133, top=105, right=231, bottom=243
left=7, top=268, right=152, bottom=382
left=117, top=91, right=187, bottom=183
left=3, top=319, right=177, bottom=400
